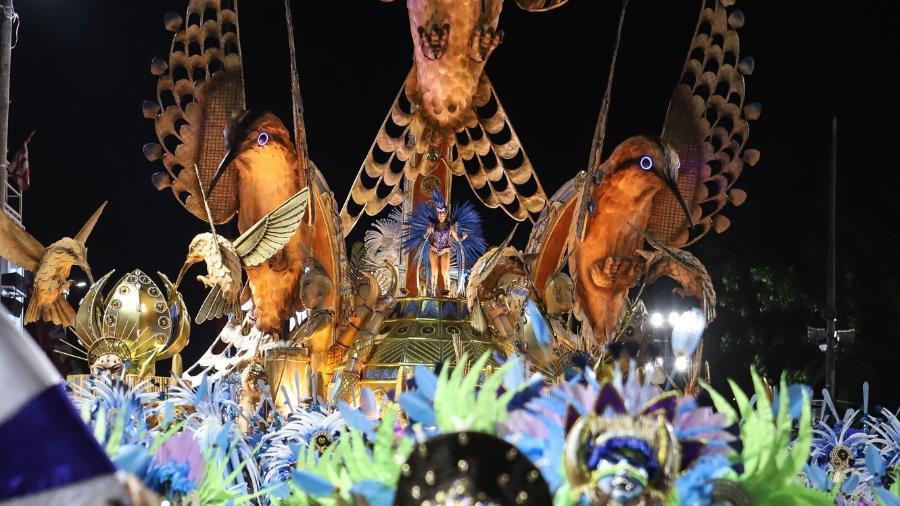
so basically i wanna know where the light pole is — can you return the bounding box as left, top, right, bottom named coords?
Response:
left=825, top=117, right=837, bottom=394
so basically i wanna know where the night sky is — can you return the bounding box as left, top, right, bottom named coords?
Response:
left=7, top=1, right=899, bottom=405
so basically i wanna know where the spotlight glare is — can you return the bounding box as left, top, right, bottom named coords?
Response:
left=674, top=356, right=690, bottom=372
left=671, top=308, right=707, bottom=357
left=650, top=312, right=664, bottom=328
left=655, top=357, right=663, bottom=366
left=668, top=311, right=680, bottom=326
left=75, top=280, right=88, bottom=288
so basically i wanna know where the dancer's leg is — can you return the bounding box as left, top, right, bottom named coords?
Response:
left=428, top=248, right=439, bottom=295
left=440, top=251, right=451, bottom=295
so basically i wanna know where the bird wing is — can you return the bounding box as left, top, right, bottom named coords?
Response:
left=453, top=74, right=548, bottom=223
left=649, top=0, right=759, bottom=247
left=74, top=201, right=107, bottom=244
left=526, top=175, right=581, bottom=294
left=340, top=70, right=548, bottom=236
left=195, top=284, right=230, bottom=324
left=143, top=2, right=245, bottom=224
left=363, top=207, right=404, bottom=265
left=233, top=187, right=310, bottom=267
left=0, top=210, right=43, bottom=270
left=340, top=70, right=416, bottom=235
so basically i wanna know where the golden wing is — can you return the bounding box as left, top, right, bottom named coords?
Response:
left=195, top=284, right=230, bottom=324
left=0, top=210, right=43, bottom=271
left=340, top=72, right=416, bottom=235
left=234, top=187, right=310, bottom=267
left=648, top=0, right=760, bottom=246
left=156, top=272, right=191, bottom=360
left=72, top=270, right=115, bottom=347
left=453, top=75, right=547, bottom=222
left=143, top=0, right=245, bottom=224
left=307, top=165, right=351, bottom=336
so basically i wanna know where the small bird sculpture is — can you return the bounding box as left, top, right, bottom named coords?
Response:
left=570, top=136, right=692, bottom=342
left=0, top=202, right=106, bottom=326
left=175, top=186, right=310, bottom=325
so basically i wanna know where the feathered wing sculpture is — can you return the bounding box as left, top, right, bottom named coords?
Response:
left=648, top=0, right=761, bottom=246
left=339, top=0, right=549, bottom=235
left=0, top=203, right=106, bottom=326
left=142, top=0, right=245, bottom=224
left=341, top=73, right=547, bottom=236
left=177, top=188, right=311, bottom=324
left=363, top=208, right=405, bottom=266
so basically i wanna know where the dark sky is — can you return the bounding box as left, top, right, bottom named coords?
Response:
left=8, top=1, right=899, bottom=403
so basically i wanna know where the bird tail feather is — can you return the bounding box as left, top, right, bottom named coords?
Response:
left=23, top=296, right=40, bottom=325
left=25, top=296, right=76, bottom=327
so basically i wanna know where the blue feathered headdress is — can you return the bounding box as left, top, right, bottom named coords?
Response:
left=431, top=187, right=447, bottom=213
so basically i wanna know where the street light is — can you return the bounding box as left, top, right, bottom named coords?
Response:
left=674, top=355, right=690, bottom=372
left=650, top=312, right=664, bottom=328
left=75, top=280, right=88, bottom=288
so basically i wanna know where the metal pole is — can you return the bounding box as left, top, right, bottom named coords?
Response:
left=825, top=117, right=837, bottom=394
left=0, top=0, right=14, bottom=206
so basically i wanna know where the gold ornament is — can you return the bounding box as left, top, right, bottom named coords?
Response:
left=72, top=269, right=190, bottom=377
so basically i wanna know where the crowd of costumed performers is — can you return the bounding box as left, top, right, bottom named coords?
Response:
left=2, top=308, right=898, bottom=505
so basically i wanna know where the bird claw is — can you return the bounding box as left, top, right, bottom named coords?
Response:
left=589, top=256, right=638, bottom=288
left=196, top=274, right=215, bottom=288
left=468, top=24, right=503, bottom=62
left=417, top=22, right=450, bottom=60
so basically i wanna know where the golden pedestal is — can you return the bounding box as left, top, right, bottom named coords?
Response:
left=359, top=296, right=499, bottom=394
left=262, top=343, right=311, bottom=415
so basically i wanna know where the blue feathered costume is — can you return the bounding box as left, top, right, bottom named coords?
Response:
left=402, top=188, right=487, bottom=296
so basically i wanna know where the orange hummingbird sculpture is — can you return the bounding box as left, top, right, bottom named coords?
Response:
left=0, top=203, right=106, bottom=326
left=205, top=110, right=307, bottom=334
left=528, top=0, right=760, bottom=343
left=145, top=2, right=347, bottom=340
left=570, top=137, right=692, bottom=340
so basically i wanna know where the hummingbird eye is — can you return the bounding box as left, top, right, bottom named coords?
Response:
left=640, top=156, right=654, bottom=170
left=257, top=131, right=269, bottom=146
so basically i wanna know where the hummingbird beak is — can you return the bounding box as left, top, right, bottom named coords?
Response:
left=208, top=148, right=237, bottom=195
left=660, top=171, right=694, bottom=228
left=74, top=252, right=95, bottom=285
left=174, top=260, right=194, bottom=290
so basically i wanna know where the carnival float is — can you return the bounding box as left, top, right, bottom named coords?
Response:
left=0, top=0, right=897, bottom=505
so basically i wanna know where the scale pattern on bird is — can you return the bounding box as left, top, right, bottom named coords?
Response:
left=648, top=0, right=761, bottom=247
left=339, top=0, right=549, bottom=235
left=142, top=0, right=245, bottom=224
